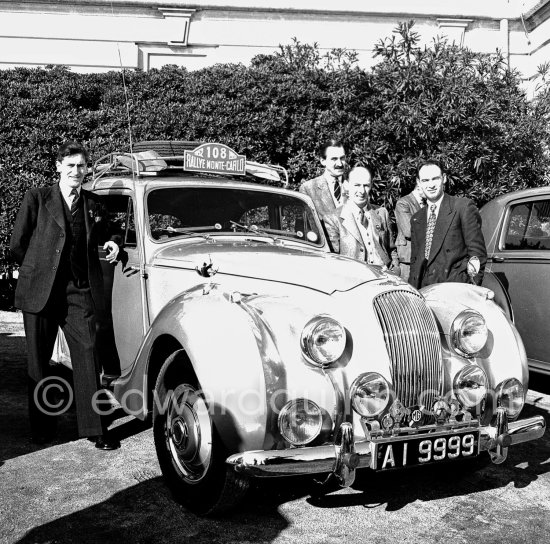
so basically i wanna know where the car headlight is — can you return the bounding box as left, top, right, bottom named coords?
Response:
left=300, top=315, right=346, bottom=367
left=454, top=365, right=488, bottom=408
left=278, top=399, right=323, bottom=446
left=497, top=378, right=524, bottom=418
left=350, top=372, right=391, bottom=418
left=451, top=309, right=488, bottom=357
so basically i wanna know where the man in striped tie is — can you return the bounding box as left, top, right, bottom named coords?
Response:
left=299, top=138, right=348, bottom=220
left=10, top=141, right=121, bottom=449
left=408, top=160, right=487, bottom=289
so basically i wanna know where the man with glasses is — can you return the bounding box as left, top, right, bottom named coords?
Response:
left=408, top=160, right=486, bottom=289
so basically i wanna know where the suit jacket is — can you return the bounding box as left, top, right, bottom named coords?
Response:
left=395, top=191, right=422, bottom=264
left=324, top=202, right=399, bottom=269
left=299, top=174, right=347, bottom=220
left=409, top=193, right=487, bottom=289
left=10, top=183, right=107, bottom=313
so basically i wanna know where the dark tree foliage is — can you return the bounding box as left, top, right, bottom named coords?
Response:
left=1, top=23, right=549, bottom=305
left=358, top=21, right=550, bottom=211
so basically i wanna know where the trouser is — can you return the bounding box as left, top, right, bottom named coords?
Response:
left=23, top=280, right=105, bottom=438
left=399, top=262, right=410, bottom=282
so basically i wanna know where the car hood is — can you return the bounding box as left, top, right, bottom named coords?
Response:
left=151, top=240, right=385, bottom=294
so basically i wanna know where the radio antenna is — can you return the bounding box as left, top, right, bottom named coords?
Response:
left=110, top=1, right=134, bottom=158
left=108, top=2, right=151, bottom=334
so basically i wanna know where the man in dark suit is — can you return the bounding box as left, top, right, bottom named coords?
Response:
left=395, top=182, right=426, bottom=281
left=324, top=166, right=400, bottom=274
left=299, top=138, right=348, bottom=220
left=10, top=141, right=120, bottom=449
left=409, top=160, right=487, bottom=289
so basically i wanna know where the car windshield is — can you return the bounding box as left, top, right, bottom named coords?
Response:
left=147, top=186, right=323, bottom=245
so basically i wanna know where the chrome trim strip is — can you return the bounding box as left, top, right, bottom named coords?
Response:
left=226, top=415, right=545, bottom=477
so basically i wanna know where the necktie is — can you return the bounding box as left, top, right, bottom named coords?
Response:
left=358, top=209, right=368, bottom=229
left=70, top=188, right=79, bottom=216
left=424, top=204, right=437, bottom=260
left=333, top=181, right=341, bottom=203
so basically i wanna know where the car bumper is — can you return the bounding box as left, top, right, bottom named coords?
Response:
left=226, top=411, right=545, bottom=486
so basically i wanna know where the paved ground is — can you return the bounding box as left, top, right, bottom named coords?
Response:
left=1, top=310, right=550, bottom=544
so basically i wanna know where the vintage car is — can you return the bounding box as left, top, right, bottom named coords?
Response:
left=480, top=187, right=550, bottom=375
left=57, top=142, right=545, bottom=516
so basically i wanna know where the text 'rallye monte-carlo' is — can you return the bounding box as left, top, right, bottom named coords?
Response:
left=54, top=141, right=545, bottom=516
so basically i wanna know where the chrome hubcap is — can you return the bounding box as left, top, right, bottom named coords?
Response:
left=165, top=383, right=213, bottom=483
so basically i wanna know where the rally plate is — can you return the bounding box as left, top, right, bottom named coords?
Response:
left=372, top=429, right=480, bottom=471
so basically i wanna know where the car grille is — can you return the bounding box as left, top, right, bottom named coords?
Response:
left=372, top=290, right=442, bottom=410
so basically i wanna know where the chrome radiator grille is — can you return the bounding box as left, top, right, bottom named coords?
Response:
left=372, top=290, right=442, bottom=409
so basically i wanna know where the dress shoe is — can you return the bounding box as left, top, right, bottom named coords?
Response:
left=92, top=434, right=121, bottom=450
left=100, top=374, right=120, bottom=387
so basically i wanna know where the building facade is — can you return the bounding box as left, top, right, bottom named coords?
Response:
left=1, top=1, right=549, bottom=93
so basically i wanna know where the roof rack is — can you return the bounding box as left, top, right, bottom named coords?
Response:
left=91, top=140, right=289, bottom=188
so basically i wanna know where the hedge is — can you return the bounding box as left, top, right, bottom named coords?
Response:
left=1, top=22, right=549, bottom=306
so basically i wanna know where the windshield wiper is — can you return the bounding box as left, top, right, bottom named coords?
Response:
left=229, top=220, right=279, bottom=243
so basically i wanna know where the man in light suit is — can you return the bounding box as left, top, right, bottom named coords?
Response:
left=409, top=160, right=487, bottom=289
left=299, top=138, right=348, bottom=220
left=10, top=141, right=121, bottom=449
left=324, top=166, right=400, bottom=274
left=395, top=182, right=426, bottom=281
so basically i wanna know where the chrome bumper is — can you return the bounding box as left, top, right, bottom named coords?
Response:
left=226, top=411, right=545, bottom=487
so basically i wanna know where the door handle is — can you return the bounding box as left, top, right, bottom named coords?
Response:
left=491, top=256, right=505, bottom=263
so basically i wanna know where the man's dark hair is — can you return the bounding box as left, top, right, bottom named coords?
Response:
left=417, top=159, right=445, bottom=177
left=318, top=138, right=345, bottom=159
left=57, top=140, right=89, bottom=163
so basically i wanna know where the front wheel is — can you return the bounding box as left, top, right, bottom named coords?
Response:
left=153, top=353, right=249, bottom=515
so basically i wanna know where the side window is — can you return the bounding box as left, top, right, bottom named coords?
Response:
left=95, top=194, right=136, bottom=248
left=281, top=203, right=319, bottom=241
left=505, top=200, right=550, bottom=250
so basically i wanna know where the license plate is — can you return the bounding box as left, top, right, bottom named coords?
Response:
left=372, top=430, right=479, bottom=471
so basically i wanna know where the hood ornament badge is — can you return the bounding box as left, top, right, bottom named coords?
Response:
left=196, top=255, right=219, bottom=295
left=196, top=255, right=218, bottom=278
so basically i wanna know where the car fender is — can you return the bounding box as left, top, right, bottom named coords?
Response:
left=481, top=270, right=514, bottom=323
left=115, top=285, right=276, bottom=453
left=420, top=282, right=528, bottom=402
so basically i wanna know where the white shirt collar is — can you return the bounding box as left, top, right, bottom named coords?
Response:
left=426, top=193, right=444, bottom=219
left=349, top=201, right=369, bottom=218
left=324, top=170, right=343, bottom=185
left=59, top=183, right=81, bottom=200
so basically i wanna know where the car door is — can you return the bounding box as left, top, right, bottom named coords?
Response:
left=487, top=196, right=550, bottom=373
left=97, top=193, right=145, bottom=374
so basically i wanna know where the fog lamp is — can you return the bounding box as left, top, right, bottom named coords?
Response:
left=454, top=365, right=488, bottom=408
left=497, top=378, right=524, bottom=418
left=278, top=399, right=323, bottom=446
left=350, top=373, right=391, bottom=418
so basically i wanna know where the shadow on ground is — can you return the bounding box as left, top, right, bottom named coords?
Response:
left=14, top=477, right=291, bottom=544
left=0, top=329, right=147, bottom=463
